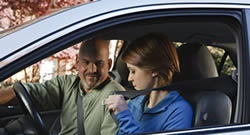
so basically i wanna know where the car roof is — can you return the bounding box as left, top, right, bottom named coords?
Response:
left=0, top=0, right=249, bottom=68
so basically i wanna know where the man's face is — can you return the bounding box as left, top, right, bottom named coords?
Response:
left=77, top=41, right=112, bottom=90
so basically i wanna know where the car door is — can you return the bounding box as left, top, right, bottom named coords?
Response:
left=1, top=1, right=250, bottom=135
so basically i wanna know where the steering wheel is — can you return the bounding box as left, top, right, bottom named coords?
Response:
left=14, top=82, right=50, bottom=135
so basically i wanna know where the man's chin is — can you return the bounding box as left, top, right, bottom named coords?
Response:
left=85, top=81, right=98, bottom=89
left=87, top=84, right=97, bottom=89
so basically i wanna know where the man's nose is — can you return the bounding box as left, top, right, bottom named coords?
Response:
left=88, top=63, right=97, bottom=73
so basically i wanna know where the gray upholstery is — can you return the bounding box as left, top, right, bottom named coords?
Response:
left=177, top=43, right=232, bottom=127
left=114, top=55, right=129, bottom=86
left=190, top=91, right=232, bottom=127
left=177, top=43, right=218, bottom=81
left=110, top=43, right=133, bottom=89
left=109, top=55, right=132, bottom=89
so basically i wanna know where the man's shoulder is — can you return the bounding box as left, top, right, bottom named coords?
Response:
left=97, top=79, right=125, bottom=98
left=55, top=74, right=79, bottom=82
left=57, top=74, right=78, bottom=79
left=104, top=79, right=125, bottom=91
left=54, top=74, right=80, bottom=87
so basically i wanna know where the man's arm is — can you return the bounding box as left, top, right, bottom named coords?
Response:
left=0, top=87, right=18, bottom=105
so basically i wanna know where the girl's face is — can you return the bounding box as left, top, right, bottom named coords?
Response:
left=127, top=63, right=156, bottom=90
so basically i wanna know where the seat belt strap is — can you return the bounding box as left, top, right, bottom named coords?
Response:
left=77, top=90, right=85, bottom=135
left=76, top=77, right=111, bottom=135
left=113, top=76, right=237, bottom=100
left=110, top=76, right=237, bottom=126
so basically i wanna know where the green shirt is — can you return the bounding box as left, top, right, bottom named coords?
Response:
left=15, top=75, right=124, bottom=135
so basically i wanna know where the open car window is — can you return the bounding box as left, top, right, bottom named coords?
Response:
left=0, top=40, right=123, bottom=86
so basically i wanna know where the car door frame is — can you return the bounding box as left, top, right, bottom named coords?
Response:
left=240, top=9, right=250, bottom=124
left=1, top=4, right=250, bottom=135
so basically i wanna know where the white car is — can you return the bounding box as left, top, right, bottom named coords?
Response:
left=0, top=0, right=250, bottom=134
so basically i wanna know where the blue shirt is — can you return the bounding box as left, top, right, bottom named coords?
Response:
left=115, top=91, right=193, bottom=135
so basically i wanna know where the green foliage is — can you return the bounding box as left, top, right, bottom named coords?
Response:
left=0, top=81, right=13, bottom=88
left=209, top=47, right=236, bottom=76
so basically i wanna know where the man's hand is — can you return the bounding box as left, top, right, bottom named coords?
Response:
left=0, top=87, right=17, bottom=105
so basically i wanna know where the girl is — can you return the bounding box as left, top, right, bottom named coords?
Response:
left=106, top=33, right=193, bottom=134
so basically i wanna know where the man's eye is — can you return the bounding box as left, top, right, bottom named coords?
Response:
left=96, top=62, right=104, bottom=66
left=82, top=61, right=89, bottom=64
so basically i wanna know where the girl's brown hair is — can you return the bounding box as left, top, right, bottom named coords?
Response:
left=122, top=33, right=180, bottom=86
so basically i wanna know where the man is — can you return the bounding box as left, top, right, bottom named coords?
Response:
left=0, top=38, right=125, bottom=135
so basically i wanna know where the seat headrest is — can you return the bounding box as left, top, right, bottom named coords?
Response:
left=114, top=55, right=129, bottom=86
left=177, top=43, right=218, bottom=81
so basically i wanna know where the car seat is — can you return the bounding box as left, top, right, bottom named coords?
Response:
left=109, top=42, right=132, bottom=89
left=176, top=43, right=232, bottom=127
left=111, top=42, right=233, bottom=127
left=176, top=43, right=218, bottom=81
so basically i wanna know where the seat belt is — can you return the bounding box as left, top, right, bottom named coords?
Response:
left=112, top=76, right=237, bottom=100
left=110, top=76, right=237, bottom=125
left=77, top=89, right=85, bottom=135
left=76, top=77, right=111, bottom=135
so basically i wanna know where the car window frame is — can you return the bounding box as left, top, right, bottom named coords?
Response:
left=240, top=8, right=250, bottom=124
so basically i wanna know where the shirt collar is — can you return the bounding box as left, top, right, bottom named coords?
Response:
left=144, top=90, right=180, bottom=113
left=78, top=77, right=111, bottom=96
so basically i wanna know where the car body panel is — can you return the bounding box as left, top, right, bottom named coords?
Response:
left=0, top=0, right=250, bottom=135
left=155, top=124, right=250, bottom=135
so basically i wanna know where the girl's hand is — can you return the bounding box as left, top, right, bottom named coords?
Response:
left=105, top=95, right=128, bottom=114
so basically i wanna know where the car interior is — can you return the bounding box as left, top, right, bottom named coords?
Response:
left=105, top=15, right=239, bottom=129
left=111, top=42, right=237, bottom=125
left=0, top=13, right=240, bottom=135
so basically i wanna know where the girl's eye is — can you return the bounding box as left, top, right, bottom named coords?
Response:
left=130, top=70, right=135, bottom=74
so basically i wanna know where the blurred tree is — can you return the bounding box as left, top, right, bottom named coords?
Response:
left=208, top=46, right=236, bottom=75
left=0, top=0, right=90, bottom=87
left=0, top=0, right=90, bottom=32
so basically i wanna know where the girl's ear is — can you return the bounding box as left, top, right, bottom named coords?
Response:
left=152, top=72, right=158, bottom=78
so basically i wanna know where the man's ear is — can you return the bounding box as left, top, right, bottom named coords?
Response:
left=108, top=58, right=112, bottom=70
left=75, top=57, right=79, bottom=70
left=152, top=72, right=158, bottom=78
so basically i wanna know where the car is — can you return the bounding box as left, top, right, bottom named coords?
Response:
left=1, top=0, right=250, bottom=134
